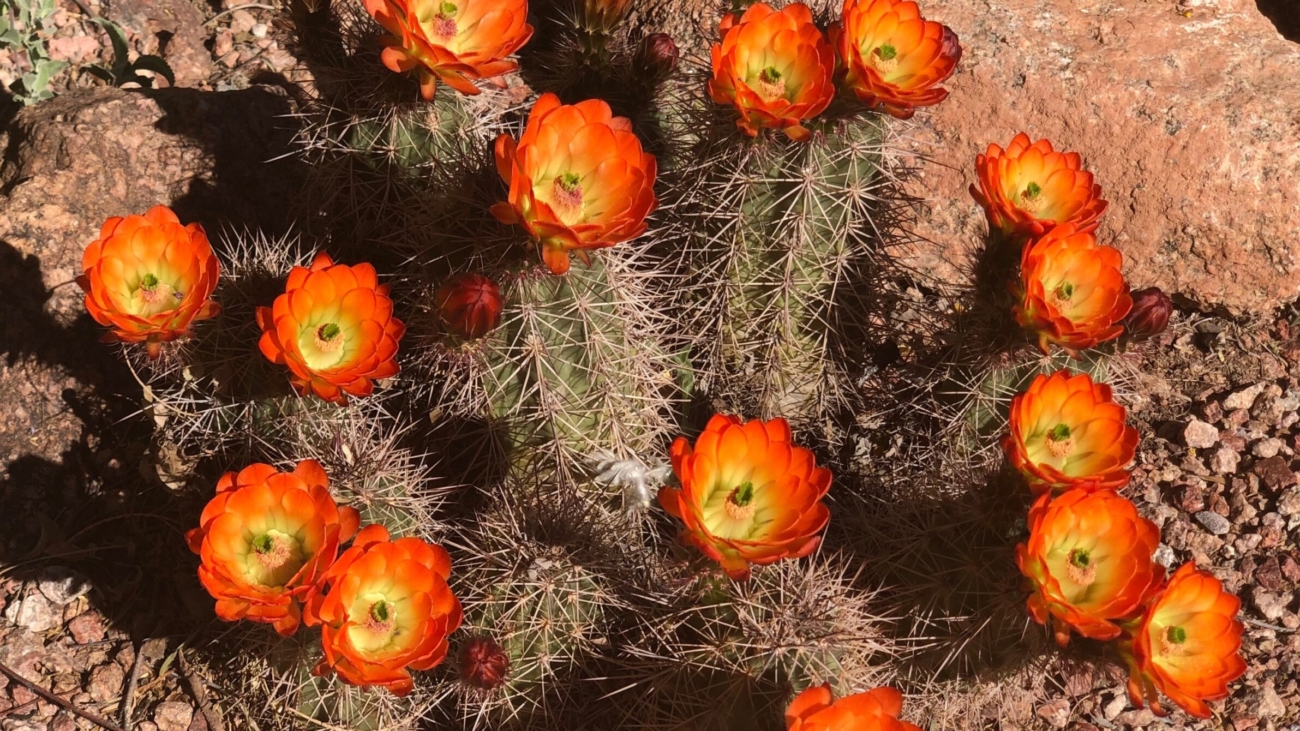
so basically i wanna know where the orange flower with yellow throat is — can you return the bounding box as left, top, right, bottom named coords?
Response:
left=831, top=0, right=961, bottom=119
left=1016, top=488, right=1164, bottom=646
left=1003, top=371, right=1139, bottom=494
left=78, top=205, right=220, bottom=359
left=1016, top=223, right=1132, bottom=356
left=257, top=253, right=405, bottom=405
left=491, top=92, right=658, bottom=275
left=1123, top=563, right=1246, bottom=719
left=708, top=3, right=836, bottom=141
left=362, top=0, right=532, bottom=101
left=970, top=133, right=1108, bottom=237
left=185, top=461, right=360, bottom=636
left=786, top=684, right=921, bottom=731
left=305, top=524, right=463, bottom=697
left=658, top=415, right=831, bottom=581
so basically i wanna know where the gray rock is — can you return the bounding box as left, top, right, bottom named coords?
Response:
left=1223, top=383, right=1266, bottom=411
left=87, top=663, right=124, bottom=703
left=1253, top=437, right=1285, bottom=459
left=1153, top=543, right=1177, bottom=569
left=2, top=591, right=60, bottom=633
left=1252, top=586, right=1292, bottom=622
left=153, top=701, right=194, bottom=731
left=1194, top=510, right=1232, bottom=536
left=1256, top=683, right=1287, bottom=718
left=36, top=566, right=91, bottom=606
left=1183, top=419, right=1220, bottom=449
left=1279, top=488, right=1300, bottom=517
left=1209, top=446, right=1241, bottom=474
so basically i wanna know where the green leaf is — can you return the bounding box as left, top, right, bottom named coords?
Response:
left=129, top=54, right=174, bottom=86
left=90, top=17, right=130, bottom=70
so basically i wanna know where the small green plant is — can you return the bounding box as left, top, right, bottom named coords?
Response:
left=0, top=0, right=66, bottom=104
left=85, top=17, right=173, bottom=88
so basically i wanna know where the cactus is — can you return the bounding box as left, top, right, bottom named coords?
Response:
left=611, top=557, right=895, bottom=731
left=446, top=492, right=625, bottom=727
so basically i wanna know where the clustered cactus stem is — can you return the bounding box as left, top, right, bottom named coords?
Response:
left=66, top=0, right=1240, bottom=727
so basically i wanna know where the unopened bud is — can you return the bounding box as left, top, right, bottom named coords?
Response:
left=1123, top=286, right=1172, bottom=342
left=634, top=33, right=679, bottom=82
left=436, top=274, right=503, bottom=340
left=459, top=635, right=510, bottom=690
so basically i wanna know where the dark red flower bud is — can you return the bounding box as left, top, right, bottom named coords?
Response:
left=436, top=274, right=503, bottom=340
left=459, top=635, right=510, bottom=690
left=1123, top=286, right=1172, bottom=342
left=635, top=33, right=679, bottom=82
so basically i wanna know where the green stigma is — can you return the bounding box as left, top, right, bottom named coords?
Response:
left=1049, top=423, right=1072, bottom=441
left=1166, top=625, right=1187, bottom=644
left=140, top=273, right=160, bottom=291
left=1068, top=548, right=1091, bottom=568
left=731, top=481, right=755, bottom=507
left=1055, top=281, right=1075, bottom=300
left=439, top=1, right=456, bottom=13
left=759, top=66, right=782, bottom=83
left=252, top=534, right=274, bottom=554
left=876, top=44, right=897, bottom=61
left=318, top=323, right=341, bottom=341
left=558, top=172, right=582, bottom=192
left=371, top=600, right=391, bottom=623
left=1024, top=181, right=1042, bottom=198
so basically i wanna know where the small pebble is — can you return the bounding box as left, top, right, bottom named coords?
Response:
left=1195, top=510, right=1231, bottom=535
left=1184, top=419, right=1219, bottom=449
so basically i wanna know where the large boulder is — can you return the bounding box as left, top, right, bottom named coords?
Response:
left=897, top=0, right=1300, bottom=314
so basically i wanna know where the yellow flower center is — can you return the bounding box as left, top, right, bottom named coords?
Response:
left=724, top=481, right=757, bottom=521
left=756, top=66, right=786, bottom=102
left=433, top=1, right=457, bottom=39
left=366, top=599, right=396, bottom=633
left=1019, top=181, right=1046, bottom=212
left=314, top=322, right=343, bottom=353
left=552, top=173, right=585, bottom=220
left=1045, top=423, right=1075, bottom=458
left=1051, top=281, right=1075, bottom=309
left=132, top=273, right=182, bottom=316
left=252, top=531, right=296, bottom=572
left=1158, top=625, right=1188, bottom=657
left=868, top=44, right=899, bottom=76
left=1066, top=548, right=1096, bottom=586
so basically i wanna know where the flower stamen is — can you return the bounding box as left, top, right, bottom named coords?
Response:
left=724, top=481, right=757, bottom=521
left=1066, top=548, right=1096, bottom=586
left=869, top=44, right=899, bottom=75
left=756, top=66, right=787, bottom=101
left=1158, top=624, right=1188, bottom=657
left=315, top=322, right=344, bottom=353
left=552, top=173, right=585, bottom=218
left=433, top=2, right=458, bottom=38
left=366, top=599, right=396, bottom=633
left=251, top=532, right=294, bottom=572
left=1045, top=423, right=1076, bottom=458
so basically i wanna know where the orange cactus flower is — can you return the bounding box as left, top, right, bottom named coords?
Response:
left=304, top=524, right=463, bottom=697
left=257, top=252, right=405, bottom=405
left=1016, top=488, right=1164, bottom=647
left=786, top=684, right=921, bottom=731
left=708, top=3, right=836, bottom=141
left=362, top=0, right=533, bottom=101
left=1015, top=223, right=1132, bottom=356
left=490, top=92, right=658, bottom=275
left=831, top=0, right=961, bottom=119
left=77, top=205, right=220, bottom=359
left=1123, top=563, right=1246, bottom=719
left=658, top=414, right=831, bottom=581
left=185, top=460, right=360, bottom=637
left=1003, top=371, right=1139, bottom=494
left=970, top=133, right=1108, bottom=237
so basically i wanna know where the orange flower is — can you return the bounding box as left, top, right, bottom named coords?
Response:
left=257, top=252, right=405, bottom=405
left=1003, top=371, right=1139, bottom=494
left=786, top=684, right=921, bottom=731
left=490, top=92, right=658, bottom=275
left=708, top=3, right=836, bottom=141
left=1123, top=563, right=1246, bottom=719
left=831, top=0, right=961, bottom=119
left=304, top=524, right=463, bottom=697
left=1016, top=488, right=1164, bottom=646
left=658, top=415, right=831, bottom=581
left=970, top=134, right=1108, bottom=237
left=362, top=0, right=533, bottom=101
left=1015, top=223, right=1132, bottom=356
left=184, top=460, right=360, bottom=636
left=78, top=205, right=220, bottom=359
